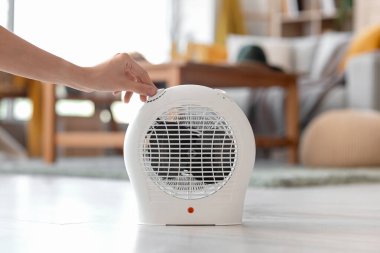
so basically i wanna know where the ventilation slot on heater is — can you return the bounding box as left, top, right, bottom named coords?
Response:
left=141, top=104, right=237, bottom=200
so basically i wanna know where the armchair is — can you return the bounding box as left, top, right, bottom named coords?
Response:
left=347, top=51, right=380, bottom=111
left=225, top=32, right=380, bottom=137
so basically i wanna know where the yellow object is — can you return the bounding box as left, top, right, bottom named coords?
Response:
left=27, top=80, right=43, bottom=157
left=186, top=43, right=227, bottom=63
left=171, top=42, right=185, bottom=61
left=340, top=25, right=380, bottom=71
left=14, top=76, right=43, bottom=156
left=171, top=42, right=227, bottom=63
left=215, top=0, right=246, bottom=45
left=0, top=75, right=43, bottom=156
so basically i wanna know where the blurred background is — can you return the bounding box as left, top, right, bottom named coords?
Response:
left=3, top=0, right=380, bottom=179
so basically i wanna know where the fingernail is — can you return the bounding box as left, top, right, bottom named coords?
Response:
left=148, top=87, right=157, bottom=96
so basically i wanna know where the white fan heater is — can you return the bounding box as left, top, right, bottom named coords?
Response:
left=124, top=85, right=255, bottom=225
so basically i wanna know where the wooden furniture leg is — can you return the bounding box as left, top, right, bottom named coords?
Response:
left=42, top=83, right=56, bottom=163
left=285, top=79, right=299, bottom=163
left=27, top=81, right=43, bottom=156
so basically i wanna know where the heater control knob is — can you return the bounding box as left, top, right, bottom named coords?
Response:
left=147, top=89, right=165, bottom=102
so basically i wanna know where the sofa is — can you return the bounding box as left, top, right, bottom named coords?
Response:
left=223, top=31, right=380, bottom=137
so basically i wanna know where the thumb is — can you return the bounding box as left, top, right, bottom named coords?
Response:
left=128, top=81, right=157, bottom=97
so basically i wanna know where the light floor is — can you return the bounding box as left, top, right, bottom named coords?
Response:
left=0, top=175, right=379, bottom=253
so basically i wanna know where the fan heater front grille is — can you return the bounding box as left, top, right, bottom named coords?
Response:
left=140, top=105, right=237, bottom=200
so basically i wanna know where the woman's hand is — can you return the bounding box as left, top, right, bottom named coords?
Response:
left=0, top=26, right=156, bottom=102
left=82, top=53, right=157, bottom=102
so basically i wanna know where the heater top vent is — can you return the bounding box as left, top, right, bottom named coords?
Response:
left=140, top=104, right=237, bottom=200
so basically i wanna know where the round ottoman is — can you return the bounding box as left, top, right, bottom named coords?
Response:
left=300, top=110, right=380, bottom=167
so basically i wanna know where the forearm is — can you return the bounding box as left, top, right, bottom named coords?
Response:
left=0, top=26, right=157, bottom=100
left=0, top=26, right=86, bottom=89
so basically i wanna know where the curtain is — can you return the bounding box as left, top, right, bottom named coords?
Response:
left=215, top=0, right=246, bottom=44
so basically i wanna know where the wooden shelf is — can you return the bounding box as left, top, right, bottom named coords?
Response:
left=242, top=0, right=352, bottom=37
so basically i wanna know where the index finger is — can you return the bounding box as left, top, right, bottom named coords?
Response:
left=126, top=59, right=155, bottom=86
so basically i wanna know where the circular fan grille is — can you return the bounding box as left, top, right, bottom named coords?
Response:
left=141, top=104, right=237, bottom=199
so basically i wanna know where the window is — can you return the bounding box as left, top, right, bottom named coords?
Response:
left=0, top=0, right=13, bottom=29
left=14, top=0, right=172, bottom=64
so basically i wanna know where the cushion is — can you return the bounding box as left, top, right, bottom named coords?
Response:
left=227, top=34, right=318, bottom=74
left=227, top=32, right=351, bottom=78
left=340, top=24, right=380, bottom=71
left=300, top=110, right=380, bottom=167
left=309, top=31, right=351, bottom=80
left=292, top=36, right=319, bottom=74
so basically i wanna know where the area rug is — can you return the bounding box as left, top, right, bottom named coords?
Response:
left=1, top=156, right=380, bottom=187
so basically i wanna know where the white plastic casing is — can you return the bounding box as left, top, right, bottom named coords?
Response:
left=124, top=85, right=255, bottom=225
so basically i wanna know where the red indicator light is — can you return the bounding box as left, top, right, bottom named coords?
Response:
left=187, top=207, right=194, bottom=214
